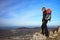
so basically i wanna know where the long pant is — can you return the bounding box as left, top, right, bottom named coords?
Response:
left=41, top=20, right=49, bottom=37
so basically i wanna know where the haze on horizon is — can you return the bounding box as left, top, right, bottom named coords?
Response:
left=0, top=0, right=60, bottom=27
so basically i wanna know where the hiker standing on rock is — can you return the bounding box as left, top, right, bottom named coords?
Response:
left=41, top=7, right=51, bottom=37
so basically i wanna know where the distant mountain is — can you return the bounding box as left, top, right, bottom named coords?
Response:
left=0, top=26, right=58, bottom=31
left=17, top=27, right=30, bottom=29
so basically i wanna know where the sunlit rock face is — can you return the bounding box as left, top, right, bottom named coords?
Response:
left=49, top=31, right=54, bottom=38
left=53, top=30, right=58, bottom=37
left=49, top=31, right=53, bottom=35
left=58, top=27, right=60, bottom=33
left=49, top=31, right=53, bottom=36
left=31, top=32, right=47, bottom=40
left=54, top=31, right=57, bottom=34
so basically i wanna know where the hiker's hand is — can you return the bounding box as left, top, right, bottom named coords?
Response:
left=42, top=21, right=45, bottom=23
left=49, top=17, right=51, bottom=21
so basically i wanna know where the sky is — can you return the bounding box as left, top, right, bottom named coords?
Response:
left=0, top=0, right=60, bottom=27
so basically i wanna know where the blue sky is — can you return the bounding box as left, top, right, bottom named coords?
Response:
left=0, top=0, right=60, bottom=27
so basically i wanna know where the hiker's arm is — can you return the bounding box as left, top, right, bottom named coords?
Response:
left=49, top=15, right=51, bottom=21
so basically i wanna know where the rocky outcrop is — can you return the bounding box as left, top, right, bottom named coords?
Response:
left=31, top=32, right=47, bottom=40
left=58, top=27, right=60, bottom=33
left=31, top=27, right=60, bottom=40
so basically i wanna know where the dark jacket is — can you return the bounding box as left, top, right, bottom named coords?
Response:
left=42, top=10, right=47, bottom=21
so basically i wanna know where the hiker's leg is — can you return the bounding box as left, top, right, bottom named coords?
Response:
left=45, top=20, right=49, bottom=37
left=41, top=21, right=45, bottom=35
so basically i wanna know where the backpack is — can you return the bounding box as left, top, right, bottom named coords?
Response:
left=45, top=8, right=51, bottom=20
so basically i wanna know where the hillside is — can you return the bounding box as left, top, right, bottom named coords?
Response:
left=0, top=26, right=60, bottom=40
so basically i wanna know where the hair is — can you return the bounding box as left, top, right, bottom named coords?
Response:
left=42, top=7, right=46, bottom=11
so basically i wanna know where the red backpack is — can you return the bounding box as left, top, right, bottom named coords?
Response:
left=46, top=8, right=51, bottom=14
left=45, top=8, right=51, bottom=20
